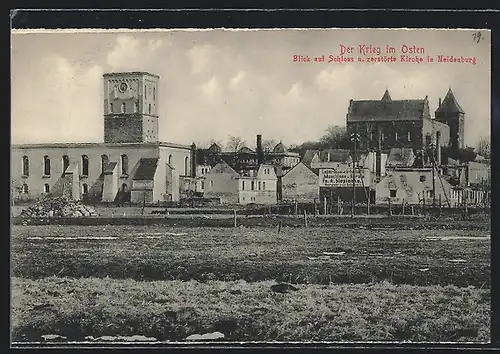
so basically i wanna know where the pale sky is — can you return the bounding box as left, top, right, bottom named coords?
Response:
left=11, top=28, right=491, bottom=148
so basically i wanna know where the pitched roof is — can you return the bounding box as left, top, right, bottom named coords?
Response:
left=238, top=146, right=255, bottom=154
left=302, top=150, right=320, bottom=167
left=273, top=141, right=288, bottom=153
left=386, top=148, right=415, bottom=167
left=348, top=91, right=429, bottom=121
left=133, top=158, right=158, bottom=180
left=435, top=88, right=465, bottom=114
left=282, top=161, right=318, bottom=178
left=207, top=143, right=222, bottom=153
left=210, top=160, right=240, bottom=176
left=319, top=149, right=352, bottom=163
left=381, top=89, right=392, bottom=101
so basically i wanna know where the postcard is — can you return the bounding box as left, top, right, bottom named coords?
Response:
left=11, top=26, right=491, bottom=346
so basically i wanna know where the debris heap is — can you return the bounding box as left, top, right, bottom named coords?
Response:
left=20, top=196, right=98, bottom=218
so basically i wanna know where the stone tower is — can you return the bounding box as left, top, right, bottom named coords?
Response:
left=103, top=72, right=160, bottom=143
left=435, top=88, right=465, bottom=150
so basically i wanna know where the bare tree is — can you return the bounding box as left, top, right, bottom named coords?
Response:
left=262, top=139, right=277, bottom=152
left=320, top=125, right=348, bottom=148
left=226, top=135, right=246, bottom=152
left=477, top=136, right=491, bottom=159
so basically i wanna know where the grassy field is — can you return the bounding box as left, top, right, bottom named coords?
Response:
left=11, top=224, right=491, bottom=343
left=12, top=277, right=490, bottom=343
left=12, top=225, right=490, bottom=287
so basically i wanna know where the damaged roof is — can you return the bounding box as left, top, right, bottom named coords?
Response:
left=386, top=148, right=416, bottom=167
left=347, top=90, right=430, bottom=121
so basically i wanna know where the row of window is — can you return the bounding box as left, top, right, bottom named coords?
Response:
left=110, top=102, right=153, bottom=115
left=369, top=131, right=412, bottom=142
left=18, top=183, right=90, bottom=195
left=241, top=180, right=266, bottom=191
left=21, top=154, right=129, bottom=177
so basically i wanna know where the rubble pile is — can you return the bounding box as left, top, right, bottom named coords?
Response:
left=20, top=196, right=98, bottom=218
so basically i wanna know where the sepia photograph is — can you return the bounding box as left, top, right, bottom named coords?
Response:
left=10, top=27, right=491, bottom=345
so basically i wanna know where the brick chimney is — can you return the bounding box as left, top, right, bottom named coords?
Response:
left=190, top=143, right=197, bottom=178
left=256, top=134, right=264, bottom=165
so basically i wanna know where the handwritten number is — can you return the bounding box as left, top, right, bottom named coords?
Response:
left=473, top=32, right=483, bottom=43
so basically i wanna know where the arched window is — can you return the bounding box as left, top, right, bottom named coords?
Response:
left=22, top=155, right=29, bottom=176
left=184, top=156, right=189, bottom=176
left=121, top=102, right=126, bottom=113
left=148, top=103, right=152, bottom=114
left=44, top=183, right=50, bottom=193
left=101, top=154, right=109, bottom=173
left=82, top=183, right=88, bottom=194
left=109, top=103, right=113, bottom=113
left=121, top=154, right=129, bottom=175
left=144, top=85, right=147, bottom=99
left=43, top=155, right=51, bottom=176
left=21, top=183, right=29, bottom=194
left=168, top=155, right=173, bottom=166
left=81, top=155, right=89, bottom=176
left=62, top=155, right=70, bottom=173
left=134, top=101, right=139, bottom=113
left=121, top=183, right=128, bottom=193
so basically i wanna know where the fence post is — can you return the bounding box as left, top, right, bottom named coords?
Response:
left=323, top=197, right=327, bottom=215
left=367, top=191, right=371, bottom=215
left=401, top=199, right=405, bottom=215
left=295, top=201, right=298, bottom=215
left=233, top=209, right=237, bottom=227
left=314, top=199, right=317, bottom=216
left=337, top=196, right=341, bottom=215
left=438, top=194, right=442, bottom=218
left=388, top=197, right=392, bottom=216
left=304, top=210, right=308, bottom=227
left=411, top=205, right=415, bottom=216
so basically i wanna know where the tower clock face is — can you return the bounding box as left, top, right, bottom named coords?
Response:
left=118, top=82, right=128, bottom=93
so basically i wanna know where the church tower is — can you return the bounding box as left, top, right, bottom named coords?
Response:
left=435, top=88, right=465, bottom=150
left=103, top=72, right=160, bottom=143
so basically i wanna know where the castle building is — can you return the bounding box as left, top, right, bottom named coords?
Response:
left=345, top=89, right=465, bottom=153
left=11, top=72, right=195, bottom=204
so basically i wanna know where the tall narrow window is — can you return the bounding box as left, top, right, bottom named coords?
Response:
left=134, top=102, right=139, bottom=113
left=21, top=183, right=29, bottom=194
left=144, top=85, right=147, bottom=99
left=242, top=181, right=245, bottom=190
left=210, top=180, right=214, bottom=188
left=44, top=183, right=50, bottom=193
left=258, top=181, right=261, bottom=190
left=82, top=183, right=88, bottom=194
left=101, top=154, right=109, bottom=174
left=148, top=104, right=152, bottom=114
left=121, top=183, right=128, bottom=193
left=109, top=103, right=113, bottom=113
left=263, top=182, right=266, bottom=190
left=251, top=181, right=255, bottom=190
left=121, top=102, right=126, bottom=113
left=153, top=87, right=156, bottom=100
left=168, top=155, right=173, bottom=166
left=201, top=181, right=205, bottom=189
left=407, top=131, right=411, bottom=141
left=43, top=155, right=51, bottom=176
left=81, top=155, right=89, bottom=176
left=121, top=154, right=129, bottom=175
left=22, top=155, right=29, bottom=176
left=184, top=157, right=189, bottom=176
left=62, top=155, right=69, bottom=173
